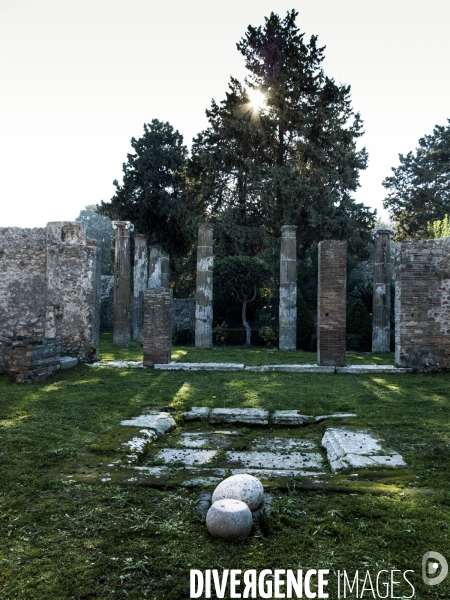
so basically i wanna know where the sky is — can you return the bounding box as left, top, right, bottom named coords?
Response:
left=0, top=0, right=449, bottom=228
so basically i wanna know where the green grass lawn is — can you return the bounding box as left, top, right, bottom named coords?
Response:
left=1, top=336, right=449, bottom=599
left=98, top=332, right=396, bottom=366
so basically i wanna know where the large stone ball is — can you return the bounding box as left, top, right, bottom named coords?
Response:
left=206, top=499, right=253, bottom=539
left=212, top=474, right=264, bottom=511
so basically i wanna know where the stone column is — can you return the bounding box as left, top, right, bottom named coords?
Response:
left=148, top=247, right=161, bottom=288
left=279, top=225, right=297, bottom=350
left=317, top=241, right=347, bottom=366
left=143, top=288, right=172, bottom=366
left=372, top=230, right=393, bottom=353
left=195, top=223, right=213, bottom=348
left=112, top=221, right=134, bottom=347
left=160, top=253, right=170, bottom=289
left=133, top=234, right=148, bottom=343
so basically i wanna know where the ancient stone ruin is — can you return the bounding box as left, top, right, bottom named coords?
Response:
left=0, top=222, right=101, bottom=376
left=279, top=225, right=297, bottom=351
left=372, top=230, right=393, bottom=353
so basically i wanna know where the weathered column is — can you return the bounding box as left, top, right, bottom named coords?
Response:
left=279, top=225, right=297, bottom=350
left=143, top=288, right=172, bottom=366
left=317, top=241, right=347, bottom=366
left=112, top=221, right=134, bottom=347
left=372, top=230, right=393, bottom=353
left=133, top=234, right=148, bottom=343
left=148, top=247, right=162, bottom=288
left=195, top=223, right=213, bottom=348
left=160, top=253, right=170, bottom=289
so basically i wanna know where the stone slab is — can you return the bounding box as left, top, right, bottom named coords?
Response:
left=314, top=413, right=357, bottom=423
left=336, top=365, right=412, bottom=374
left=244, top=364, right=335, bottom=373
left=271, top=411, right=316, bottom=425
left=122, top=429, right=159, bottom=452
left=88, top=360, right=144, bottom=368
left=120, top=412, right=176, bottom=436
left=155, top=448, right=217, bottom=465
left=322, top=428, right=407, bottom=473
left=209, top=408, right=269, bottom=425
left=181, top=407, right=211, bottom=421
left=226, top=451, right=324, bottom=471
left=60, top=356, right=78, bottom=369
left=154, top=362, right=244, bottom=371
left=251, top=437, right=316, bottom=452
left=178, top=432, right=237, bottom=449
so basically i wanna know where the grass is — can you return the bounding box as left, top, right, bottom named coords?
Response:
left=98, top=332, right=396, bottom=366
left=1, top=335, right=449, bottom=599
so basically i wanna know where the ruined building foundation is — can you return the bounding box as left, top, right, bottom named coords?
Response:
left=317, top=241, right=347, bottom=367
left=143, top=288, right=172, bottom=366
left=395, top=237, right=450, bottom=371
left=133, top=234, right=147, bottom=343
left=0, top=222, right=101, bottom=371
left=372, top=229, right=393, bottom=353
left=112, top=221, right=134, bottom=348
left=195, top=223, right=213, bottom=349
left=279, top=225, right=297, bottom=351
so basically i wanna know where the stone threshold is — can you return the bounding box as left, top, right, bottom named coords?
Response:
left=155, top=362, right=412, bottom=373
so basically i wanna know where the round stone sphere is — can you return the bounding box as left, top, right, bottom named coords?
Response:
left=212, top=473, right=264, bottom=511
left=206, top=499, right=253, bottom=539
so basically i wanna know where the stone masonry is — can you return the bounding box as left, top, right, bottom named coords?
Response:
left=372, top=230, right=393, bottom=352
left=395, top=237, right=450, bottom=370
left=317, top=241, right=347, bottom=367
left=0, top=222, right=101, bottom=371
left=133, top=235, right=147, bottom=343
left=143, top=288, right=172, bottom=366
left=148, top=247, right=162, bottom=288
left=112, top=221, right=133, bottom=348
left=4, top=337, right=62, bottom=383
left=279, top=225, right=297, bottom=351
left=195, top=223, right=213, bottom=348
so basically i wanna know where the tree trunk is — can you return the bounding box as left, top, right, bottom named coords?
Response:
left=242, top=299, right=251, bottom=347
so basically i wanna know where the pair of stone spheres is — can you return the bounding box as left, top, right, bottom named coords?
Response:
left=206, top=474, right=264, bottom=540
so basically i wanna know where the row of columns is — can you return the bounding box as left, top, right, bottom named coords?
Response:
left=112, top=221, right=393, bottom=365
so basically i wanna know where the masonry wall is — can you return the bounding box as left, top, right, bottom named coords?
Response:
left=317, top=241, right=347, bottom=367
left=0, top=222, right=101, bottom=370
left=395, top=238, right=450, bottom=371
left=143, top=288, right=172, bottom=365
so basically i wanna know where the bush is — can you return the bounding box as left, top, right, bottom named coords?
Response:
left=259, top=325, right=277, bottom=348
left=297, top=291, right=315, bottom=351
left=346, top=299, right=372, bottom=351
left=213, top=322, right=229, bottom=346
left=172, top=327, right=195, bottom=345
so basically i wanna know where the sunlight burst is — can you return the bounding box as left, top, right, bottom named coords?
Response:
left=247, top=89, right=266, bottom=111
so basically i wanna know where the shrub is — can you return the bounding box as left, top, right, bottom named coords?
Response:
left=259, top=325, right=277, bottom=348
left=297, top=291, right=315, bottom=351
left=213, top=322, right=229, bottom=346
left=346, top=299, right=372, bottom=351
left=172, top=327, right=195, bottom=345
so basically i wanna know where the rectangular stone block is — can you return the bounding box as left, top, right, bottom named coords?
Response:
left=143, top=288, right=172, bottom=366
left=317, top=241, right=347, bottom=366
left=209, top=408, right=269, bottom=425
left=6, top=337, right=61, bottom=383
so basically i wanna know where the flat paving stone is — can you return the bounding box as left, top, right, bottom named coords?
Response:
left=251, top=437, right=316, bottom=452
left=209, top=407, right=269, bottom=425
left=271, top=411, right=316, bottom=425
left=155, top=448, right=217, bottom=465
left=181, top=407, right=211, bottom=421
left=336, top=365, right=412, bottom=374
left=60, top=356, right=78, bottom=369
left=120, top=412, right=176, bottom=436
left=154, top=362, right=244, bottom=371
left=226, top=451, right=324, bottom=470
left=178, top=432, right=237, bottom=449
left=245, top=364, right=335, bottom=373
left=122, top=429, right=159, bottom=452
left=322, top=428, right=407, bottom=472
left=88, top=360, right=144, bottom=367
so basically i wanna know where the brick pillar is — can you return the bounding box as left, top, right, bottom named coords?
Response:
left=317, top=241, right=347, bottom=366
left=112, top=221, right=134, bottom=347
left=143, top=288, right=172, bottom=366
left=133, top=234, right=147, bottom=343
left=195, top=223, right=213, bottom=348
left=372, top=230, right=393, bottom=353
left=148, top=247, right=161, bottom=287
left=160, top=253, right=170, bottom=289
left=279, top=225, right=297, bottom=350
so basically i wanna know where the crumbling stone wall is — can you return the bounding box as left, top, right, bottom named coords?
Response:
left=172, top=298, right=195, bottom=332
left=395, top=238, right=450, bottom=371
left=4, top=337, right=62, bottom=383
left=0, top=222, right=101, bottom=370
left=100, top=275, right=114, bottom=331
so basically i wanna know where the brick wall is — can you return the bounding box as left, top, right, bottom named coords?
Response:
left=5, top=337, right=62, bottom=383
left=143, top=288, right=172, bottom=365
left=317, top=241, right=347, bottom=367
left=395, top=238, right=450, bottom=371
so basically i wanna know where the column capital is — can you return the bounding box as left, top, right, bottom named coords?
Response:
left=112, top=221, right=134, bottom=232
left=372, top=229, right=394, bottom=240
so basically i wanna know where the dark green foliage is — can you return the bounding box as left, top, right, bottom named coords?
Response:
left=98, top=120, right=204, bottom=260
left=297, top=291, right=315, bottom=350
left=189, top=10, right=375, bottom=259
left=346, top=298, right=372, bottom=351
left=75, top=205, right=113, bottom=275
left=383, top=119, right=450, bottom=240
left=172, top=327, right=195, bottom=346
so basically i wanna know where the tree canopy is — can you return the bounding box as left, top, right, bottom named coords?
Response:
left=98, top=119, right=204, bottom=259
left=188, top=10, right=375, bottom=259
left=75, top=205, right=113, bottom=275
left=383, top=120, right=450, bottom=240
